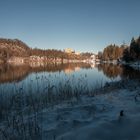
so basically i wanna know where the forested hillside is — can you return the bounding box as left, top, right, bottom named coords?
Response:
left=0, top=38, right=30, bottom=62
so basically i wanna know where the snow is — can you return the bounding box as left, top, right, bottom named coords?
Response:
left=36, top=80, right=140, bottom=140
left=1, top=79, right=140, bottom=140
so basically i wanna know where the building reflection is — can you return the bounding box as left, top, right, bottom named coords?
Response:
left=64, top=66, right=81, bottom=74
left=0, top=62, right=91, bottom=83
left=1, top=62, right=140, bottom=84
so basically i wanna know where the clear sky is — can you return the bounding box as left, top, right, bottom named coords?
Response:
left=0, top=0, right=140, bottom=53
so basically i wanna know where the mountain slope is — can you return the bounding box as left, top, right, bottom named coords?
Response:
left=0, top=38, right=30, bottom=61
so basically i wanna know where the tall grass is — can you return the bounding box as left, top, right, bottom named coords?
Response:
left=0, top=74, right=107, bottom=140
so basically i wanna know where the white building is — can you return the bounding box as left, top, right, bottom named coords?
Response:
left=64, top=48, right=75, bottom=54
left=90, top=54, right=96, bottom=62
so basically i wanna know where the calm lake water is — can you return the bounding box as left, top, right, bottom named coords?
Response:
left=0, top=62, right=139, bottom=96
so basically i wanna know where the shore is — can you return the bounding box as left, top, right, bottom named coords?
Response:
left=125, top=61, right=140, bottom=70
left=36, top=79, right=140, bottom=140
left=0, top=77, right=140, bottom=139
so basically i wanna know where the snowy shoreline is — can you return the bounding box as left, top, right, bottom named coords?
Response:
left=38, top=79, right=140, bottom=140
left=0, top=79, right=140, bottom=140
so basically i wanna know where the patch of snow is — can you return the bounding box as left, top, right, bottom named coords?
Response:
left=36, top=80, right=140, bottom=140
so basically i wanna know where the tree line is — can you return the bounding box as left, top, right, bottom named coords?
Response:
left=0, top=38, right=93, bottom=62
left=98, top=36, right=140, bottom=62
left=30, top=48, right=93, bottom=61
left=123, top=36, right=140, bottom=62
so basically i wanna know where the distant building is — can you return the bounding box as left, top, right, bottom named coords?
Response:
left=64, top=48, right=75, bottom=54
left=75, top=52, right=80, bottom=55
left=90, top=54, right=96, bottom=62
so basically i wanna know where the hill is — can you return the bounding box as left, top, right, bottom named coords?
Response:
left=0, top=38, right=30, bottom=62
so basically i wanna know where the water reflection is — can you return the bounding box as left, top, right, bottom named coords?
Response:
left=121, top=65, right=140, bottom=79
left=0, top=62, right=140, bottom=84
left=0, top=64, right=30, bottom=83
left=97, top=63, right=123, bottom=79
left=0, top=63, right=91, bottom=83
left=97, top=63, right=140, bottom=80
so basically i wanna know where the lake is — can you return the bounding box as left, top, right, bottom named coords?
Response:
left=0, top=62, right=139, bottom=97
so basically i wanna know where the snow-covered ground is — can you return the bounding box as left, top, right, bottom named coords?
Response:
left=37, top=79, right=140, bottom=140
left=1, top=79, right=140, bottom=140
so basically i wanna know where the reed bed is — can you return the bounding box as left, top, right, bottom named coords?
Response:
left=0, top=74, right=106, bottom=140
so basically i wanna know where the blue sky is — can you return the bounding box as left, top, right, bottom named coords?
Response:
left=0, top=0, right=140, bottom=53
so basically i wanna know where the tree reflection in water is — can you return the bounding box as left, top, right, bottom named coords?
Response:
left=96, top=63, right=140, bottom=80
left=1, top=62, right=140, bottom=84
left=0, top=63, right=91, bottom=83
